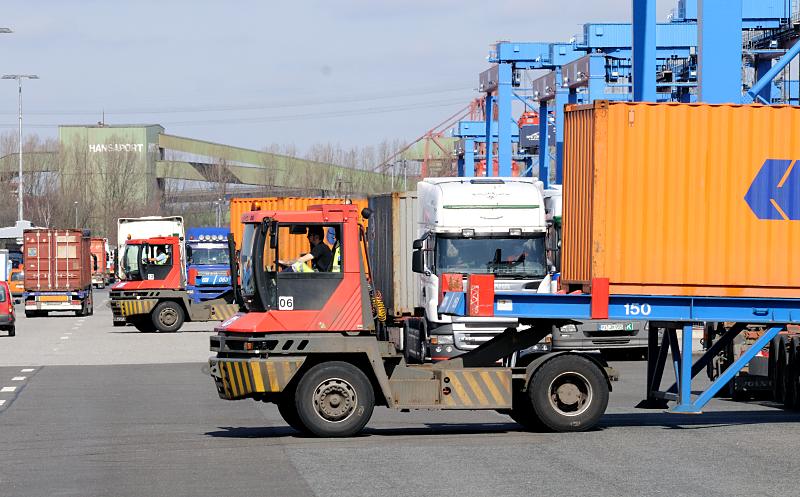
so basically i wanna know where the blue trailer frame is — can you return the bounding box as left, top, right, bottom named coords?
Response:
left=440, top=290, right=792, bottom=414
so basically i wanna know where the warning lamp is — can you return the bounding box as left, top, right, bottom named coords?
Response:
left=127, top=234, right=132, bottom=240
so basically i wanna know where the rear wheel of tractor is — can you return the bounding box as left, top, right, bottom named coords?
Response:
left=151, top=301, right=185, bottom=333
left=132, top=318, right=157, bottom=333
left=294, top=361, right=374, bottom=437
left=112, top=321, right=126, bottom=327
left=8, top=326, right=15, bottom=337
left=25, top=311, right=34, bottom=318
left=277, top=391, right=309, bottom=434
left=508, top=392, right=546, bottom=431
left=528, top=355, right=609, bottom=432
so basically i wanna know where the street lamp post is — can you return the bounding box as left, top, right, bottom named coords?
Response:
left=2, top=74, right=39, bottom=222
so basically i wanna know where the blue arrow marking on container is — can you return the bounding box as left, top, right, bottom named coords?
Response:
left=744, top=159, right=800, bottom=221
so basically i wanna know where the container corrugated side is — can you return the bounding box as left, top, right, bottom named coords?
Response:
left=562, top=101, right=800, bottom=298
left=368, top=192, right=418, bottom=318
left=229, top=197, right=368, bottom=261
left=23, top=229, right=92, bottom=292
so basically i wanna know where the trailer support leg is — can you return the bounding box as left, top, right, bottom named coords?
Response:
left=670, top=326, right=782, bottom=413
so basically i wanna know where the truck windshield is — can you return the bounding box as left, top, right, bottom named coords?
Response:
left=191, top=247, right=230, bottom=265
left=436, top=236, right=547, bottom=278
left=10, top=271, right=23, bottom=281
left=122, top=245, right=142, bottom=280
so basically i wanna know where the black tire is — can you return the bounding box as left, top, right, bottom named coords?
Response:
left=112, top=321, right=126, bottom=327
left=417, top=319, right=428, bottom=362
left=132, top=318, right=157, bottom=333
left=276, top=391, right=309, bottom=434
left=774, top=337, right=787, bottom=404
left=25, top=311, right=35, bottom=318
left=294, top=361, right=375, bottom=437
left=788, top=337, right=800, bottom=410
left=528, top=354, right=609, bottom=432
left=151, top=301, right=185, bottom=333
left=8, top=326, right=15, bottom=337
left=769, top=336, right=780, bottom=400
left=507, top=392, right=546, bottom=431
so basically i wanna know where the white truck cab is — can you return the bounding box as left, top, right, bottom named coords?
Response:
left=408, top=177, right=550, bottom=361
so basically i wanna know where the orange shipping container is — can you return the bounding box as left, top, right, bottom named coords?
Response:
left=229, top=197, right=369, bottom=262
left=562, top=101, right=800, bottom=298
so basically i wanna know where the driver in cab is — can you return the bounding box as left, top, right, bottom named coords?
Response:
left=149, top=247, right=169, bottom=265
left=279, top=226, right=332, bottom=273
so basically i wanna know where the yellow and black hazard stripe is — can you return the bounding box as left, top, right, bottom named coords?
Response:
left=440, top=369, right=512, bottom=408
left=218, top=358, right=305, bottom=399
left=210, top=303, right=239, bottom=321
left=113, top=299, right=156, bottom=317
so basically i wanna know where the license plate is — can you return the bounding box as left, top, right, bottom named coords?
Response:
left=39, top=295, right=69, bottom=302
left=598, top=323, right=625, bottom=331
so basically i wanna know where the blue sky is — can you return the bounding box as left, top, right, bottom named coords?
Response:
left=0, top=1, right=668, bottom=152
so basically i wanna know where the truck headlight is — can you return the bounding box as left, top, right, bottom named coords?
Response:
left=430, top=335, right=454, bottom=345
left=560, top=324, right=577, bottom=334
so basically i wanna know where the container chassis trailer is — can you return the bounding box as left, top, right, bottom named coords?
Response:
left=211, top=280, right=799, bottom=437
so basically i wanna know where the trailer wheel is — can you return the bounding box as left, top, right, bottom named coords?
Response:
left=528, top=354, right=609, bottom=432
left=294, top=361, right=374, bottom=437
left=276, top=392, right=309, bottom=434
left=774, top=337, right=787, bottom=404
left=151, top=301, right=185, bottom=333
left=786, top=337, right=800, bottom=409
left=769, top=337, right=780, bottom=401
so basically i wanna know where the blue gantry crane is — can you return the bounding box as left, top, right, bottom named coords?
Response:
left=454, top=0, right=799, bottom=185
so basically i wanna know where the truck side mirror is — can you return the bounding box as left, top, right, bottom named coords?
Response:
left=412, top=239, right=423, bottom=250
left=412, top=248, right=425, bottom=274
left=185, top=243, right=193, bottom=264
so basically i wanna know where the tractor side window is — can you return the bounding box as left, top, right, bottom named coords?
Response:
left=146, top=244, right=172, bottom=266
left=275, top=224, right=341, bottom=274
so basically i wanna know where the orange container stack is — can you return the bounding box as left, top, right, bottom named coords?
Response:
left=561, top=101, right=800, bottom=298
left=229, top=197, right=369, bottom=261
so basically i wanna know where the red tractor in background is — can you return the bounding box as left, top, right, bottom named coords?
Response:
left=110, top=235, right=238, bottom=332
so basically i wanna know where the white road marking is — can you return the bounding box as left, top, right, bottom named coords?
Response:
left=11, top=377, right=25, bottom=381
left=65, top=332, right=72, bottom=335
left=20, top=369, right=34, bottom=372
left=60, top=336, right=69, bottom=340
left=0, top=400, right=5, bottom=406
left=1, top=386, right=17, bottom=393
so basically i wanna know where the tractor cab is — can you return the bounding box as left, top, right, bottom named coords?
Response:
left=118, top=236, right=185, bottom=290
left=221, top=204, right=376, bottom=335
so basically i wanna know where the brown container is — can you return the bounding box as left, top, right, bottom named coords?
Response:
left=23, top=229, right=92, bottom=292
left=562, top=101, right=800, bottom=298
left=229, top=197, right=369, bottom=262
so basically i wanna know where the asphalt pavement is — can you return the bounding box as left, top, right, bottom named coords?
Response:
left=0, top=289, right=798, bottom=497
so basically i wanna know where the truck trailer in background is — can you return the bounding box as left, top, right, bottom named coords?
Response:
left=90, top=237, right=111, bottom=288
left=185, top=227, right=232, bottom=303
left=22, top=229, right=94, bottom=317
